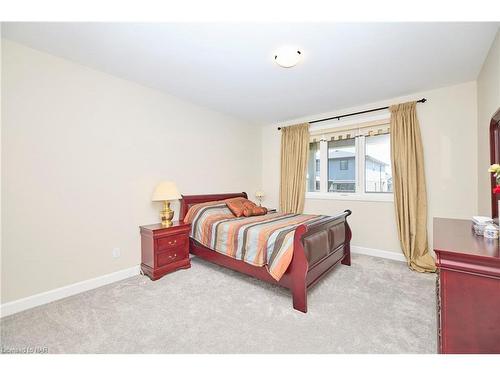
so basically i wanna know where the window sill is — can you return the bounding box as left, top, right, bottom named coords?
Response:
left=306, top=192, right=394, bottom=202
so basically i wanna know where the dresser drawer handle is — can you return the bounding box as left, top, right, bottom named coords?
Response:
left=168, top=253, right=177, bottom=259
left=168, top=240, right=177, bottom=245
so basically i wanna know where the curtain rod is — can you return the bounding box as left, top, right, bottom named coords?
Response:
left=277, top=98, right=427, bottom=130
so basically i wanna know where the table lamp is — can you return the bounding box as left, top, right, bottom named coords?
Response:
left=152, top=181, right=182, bottom=227
left=255, top=191, right=265, bottom=207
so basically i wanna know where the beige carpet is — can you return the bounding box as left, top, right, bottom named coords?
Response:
left=0, top=254, right=437, bottom=353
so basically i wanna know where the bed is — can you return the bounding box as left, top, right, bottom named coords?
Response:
left=179, top=192, right=352, bottom=313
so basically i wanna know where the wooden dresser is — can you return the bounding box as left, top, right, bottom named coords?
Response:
left=434, top=217, right=500, bottom=354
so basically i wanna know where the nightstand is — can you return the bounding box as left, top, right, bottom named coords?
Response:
left=140, top=221, right=191, bottom=280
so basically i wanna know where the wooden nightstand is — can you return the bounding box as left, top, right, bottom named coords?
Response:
left=140, top=221, right=191, bottom=280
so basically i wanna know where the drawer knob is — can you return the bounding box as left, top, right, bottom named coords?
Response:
left=168, top=240, right=177, bottom=245
left=169, top=253, right=177, bottom=259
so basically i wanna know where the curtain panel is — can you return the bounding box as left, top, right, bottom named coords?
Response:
left=390, top=101, right=436, bottom=272
left=279, top=123, right=310, bottom=214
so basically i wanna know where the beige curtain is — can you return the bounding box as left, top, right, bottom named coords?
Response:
left=279, top=123, right=310, bottom=213
left=390, top=102, right=436, bottom=272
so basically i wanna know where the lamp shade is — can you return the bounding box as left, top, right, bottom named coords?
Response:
left=152, top=181, right=181, bottom=201
left=255, top=191, right=265, bottom=198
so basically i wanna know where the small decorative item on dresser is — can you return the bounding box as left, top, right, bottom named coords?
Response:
left=152, top=181, right=182, bottom=227
left=472, top=216, right=493, bottom=236
left=483, top=223, right=499, bottom=239
left=255, top=191, right=265, bottom=206
left=488, top=163, right=500, bottom=224
left=488, top=164, right=500, bottom=194
left=140, top=221, right=191, bottom=280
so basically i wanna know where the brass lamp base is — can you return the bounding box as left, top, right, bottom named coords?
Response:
left=160, top=200, right=174, bottom=227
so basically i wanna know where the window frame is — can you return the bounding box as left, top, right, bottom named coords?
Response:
left=306, top=141, right=322, bottom=192
left=306, top=125, right=394, bottom=203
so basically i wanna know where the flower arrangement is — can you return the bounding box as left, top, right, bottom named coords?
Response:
left=489, top=164, right=500, bottom=194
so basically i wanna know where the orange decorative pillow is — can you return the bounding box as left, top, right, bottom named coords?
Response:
left=225, top=197, right=252, bottom=217
left=243, top=206, right=268, bottom=217
left=225, top=197, right=268, bottom=217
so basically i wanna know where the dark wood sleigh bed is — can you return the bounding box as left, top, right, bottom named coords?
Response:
left=179, top=192, right=352, bottom=313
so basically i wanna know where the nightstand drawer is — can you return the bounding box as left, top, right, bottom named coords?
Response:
left=157, top=234, right=187, bottom=251
left=156, top=247, right=186, bottom=267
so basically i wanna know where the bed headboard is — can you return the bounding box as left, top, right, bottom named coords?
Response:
left=179, top=192, right=247, bottom=222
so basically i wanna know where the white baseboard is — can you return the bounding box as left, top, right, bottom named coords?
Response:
left=1, top=265, right=141, bottom=318
left=351, top=245, right=407, bottom=262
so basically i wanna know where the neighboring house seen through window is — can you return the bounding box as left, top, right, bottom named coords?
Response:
left=328, top=139, right=356, bottom=192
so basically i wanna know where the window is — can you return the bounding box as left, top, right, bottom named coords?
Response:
left=306, top=141, right=320, bottom=192
left=328, top=139, right=356, bottom=193
left=306, top=122, right=393, bottom=201
left=365, top=134, right=392, bottom=193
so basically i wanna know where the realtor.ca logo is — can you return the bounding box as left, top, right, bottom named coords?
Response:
left=1, top=346, right=49, bottom=354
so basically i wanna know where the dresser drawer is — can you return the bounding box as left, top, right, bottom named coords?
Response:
left=156, top=247, right=187, bottom=267
left=156, top=234, right=187, bottom=252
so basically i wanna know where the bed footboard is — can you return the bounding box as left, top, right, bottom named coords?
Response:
left=289, top=210, right=352, bottom=313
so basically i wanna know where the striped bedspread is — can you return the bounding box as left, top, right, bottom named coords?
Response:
left=183, top=200, right=330, bottom=281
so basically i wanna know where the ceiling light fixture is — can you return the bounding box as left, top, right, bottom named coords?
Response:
left=274, top=47, right=302, bottom=68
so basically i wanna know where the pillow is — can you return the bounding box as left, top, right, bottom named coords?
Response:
left=225, top=197, right=269, bottom=218
left=225, top=197, right=253, bottom=217
left=243, top=205, right=268, bottom=217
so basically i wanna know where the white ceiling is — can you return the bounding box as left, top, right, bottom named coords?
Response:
left=3, top=22, right=499, bottom=123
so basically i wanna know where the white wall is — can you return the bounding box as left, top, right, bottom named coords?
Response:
left=477, top=29, right=500, bottom=216
left=1, top=40, right=261, bottom=303
left=262, top=82, right=478, bottom=255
